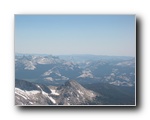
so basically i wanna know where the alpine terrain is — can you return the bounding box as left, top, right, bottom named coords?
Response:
left=15, top=54, right=135, bottom=105
left=15, top=79, right=98, bottom=105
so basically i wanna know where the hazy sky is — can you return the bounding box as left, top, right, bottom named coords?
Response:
left=15, top=15, right=135, bottom=56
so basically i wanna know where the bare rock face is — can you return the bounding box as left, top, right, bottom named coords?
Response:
left=15, top=79, right=98, bottom=105
left=56, top=80, right=97, bottom=105
left=15, top=79, right=51, bottom=93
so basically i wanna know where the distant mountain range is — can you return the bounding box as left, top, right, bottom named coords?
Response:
left=15, top=54, right=135, bottom=87
left=15, top=54, right=135, bottom=105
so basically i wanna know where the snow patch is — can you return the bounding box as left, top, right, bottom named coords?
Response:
left=43, top=70, right=52, bottom=76
left=50, top=89, right=59, bottom=95
left=48, top=96, right=56, bottom=104
left=77, top=90, right=84, bottom=95
left=44, top=77, right=53, bottom=81
left=15, top=91, right=27, bottom=100
left=24, top=61, right=36, bottom=70
left=29, top=101, right=33, bottom=104
left=25, top=90, right=40, bottom=95
left=78, top=70, right=93, bottom=78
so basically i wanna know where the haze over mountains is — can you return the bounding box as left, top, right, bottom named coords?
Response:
left=15, top=54, right=135, bottom=105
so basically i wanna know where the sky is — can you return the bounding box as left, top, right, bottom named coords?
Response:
left=15, top=15, right=135, bottom=56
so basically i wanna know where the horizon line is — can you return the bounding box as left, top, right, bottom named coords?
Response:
left=15, top=52, right=135, bottom=57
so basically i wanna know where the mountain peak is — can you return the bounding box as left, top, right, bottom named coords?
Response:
left=57, top=80, right=97, bottom=105
left=65, top=80, right=79, bottom=87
